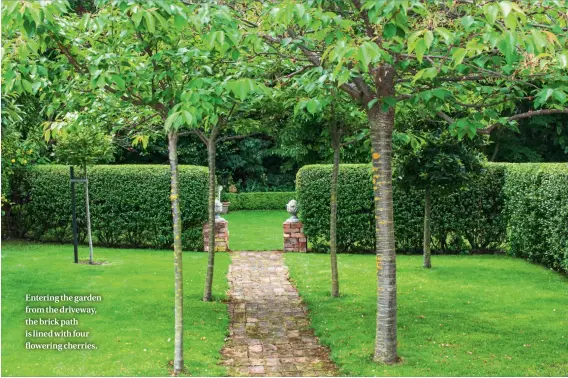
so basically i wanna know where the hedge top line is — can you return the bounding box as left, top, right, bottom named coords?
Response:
left=297, top=162, right=568, bottom=170
left=30, top=164, right=209, bottom=172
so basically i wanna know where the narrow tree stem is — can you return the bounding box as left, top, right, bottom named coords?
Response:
left=168, top=132, right=184, bottom=374
left=423, top=186, right=432, bottom=269
left=83, top=164, right=94, bottom=265
left=330, top=127, right=340, bottom=298
left=203, top=139, right=217, bottom=302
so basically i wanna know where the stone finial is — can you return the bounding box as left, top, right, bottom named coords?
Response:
left=215, top=199, right=225, bottom=221
left=286, top=199, right=299, bottom=223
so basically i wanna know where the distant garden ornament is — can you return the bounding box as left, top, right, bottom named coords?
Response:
left=215, top=199, right=225, bottom=222
left=217, top=185, right=223, bottom=201
left=286, top=199, right=299, bottom=222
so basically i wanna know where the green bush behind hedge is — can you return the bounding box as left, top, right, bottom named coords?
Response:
left=296, top=164, right=506, bottom=254
left=24, top=165, right=208, bottom=250
left=222, top=192, right=295, bottom=211
left=503, top=163, right=568, bottom=274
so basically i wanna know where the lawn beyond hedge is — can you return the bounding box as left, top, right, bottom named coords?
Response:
left=1, top=242, right=230, bottom=377
left=285, top=253, right=568, bottom=376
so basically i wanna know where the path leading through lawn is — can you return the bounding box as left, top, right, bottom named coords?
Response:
left=220, top=251, right=338, bottom=377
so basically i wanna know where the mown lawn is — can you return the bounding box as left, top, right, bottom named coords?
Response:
left=1, top=242, right=230, bottom=377
left=224, top=210, right=288, bottom=251
left=286, top=253, right=568, bottom=377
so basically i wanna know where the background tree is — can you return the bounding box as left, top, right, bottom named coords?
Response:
left=48, top=115, right=114, bottom=264
left=292, top=80, right=366, bottom=297
left=394, top=110, right=486, bottom=268
left=243, top=0, right=568, bottom=363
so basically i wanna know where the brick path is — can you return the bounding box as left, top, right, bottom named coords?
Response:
left=220, top=251, right=339, bottom=377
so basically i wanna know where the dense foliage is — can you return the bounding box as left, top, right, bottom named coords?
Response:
left=223, top=192, right=295, bottom=211
left=297, top=164, right=505, bottom=253
left=18, top=165, right=208, bottom=250
left=503, top=163, right=568, bottom=274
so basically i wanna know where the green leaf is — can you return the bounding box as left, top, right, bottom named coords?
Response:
left=144, top=12, right=155, bottom=33
left=432, top=88, right=450, bottom=100
left=306, top=98, right=319, bottom=114
left=504, top=12, right=517, bottom=29
left=435, top=27, right=452, bottom=44
left=422, top=67, right=437, bottom=80
left=483, top=4, right=499, bottom=25
left=383, top=23, right=397, bottom=39
left=131, top=8, right=143, bottom=27
left=181, top=110, right=193, bottom=125
left=452, top=48, right=467, bottom=66
left=111, top=74, right=125, bottom=90
left=407, top=30, right=425, bottom=53
left=530, top=29, right=547, bottom=52
left=164, top=112, right=179, bottom=131
left=21, top=79, right=33, bottom=93
left=358, top=42, right=381, bottom=70
left=499, top=1, right=513, bottom=18
left=174, top=14, right=186, bottom=29
left=227, top=79, right=251, bottom=101
left=424, top=31, right=433, bottom=49
left=415, top=39, right=427, bottom=63
left=558, top=51, right=568, bottom=68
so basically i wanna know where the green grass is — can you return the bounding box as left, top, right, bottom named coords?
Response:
left=223, top=210, right=288, bottom=251
left=1, top=242, right=230, bottom=377
left=285, top=253, right=568, bottom=377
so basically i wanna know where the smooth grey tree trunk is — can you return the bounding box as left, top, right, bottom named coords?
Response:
left=369, top=64, right=398, bottom=364
left=168, top=132, right=184, bottom=375
left=423, top=186, right=432, bottom=268
left=329, top=127, right=340, bottom=297
left=83, top=165, right=94, bottom=265
left=203, top=139, right=217, bottom=302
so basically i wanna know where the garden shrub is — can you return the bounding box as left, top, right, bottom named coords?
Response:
left=503, top=163, right=568, bottom=274
left=222, top=192, right=295, bottom=211
left=23, top=165, right=208, bottom=250
left=296, top=164, right=506, bottom=254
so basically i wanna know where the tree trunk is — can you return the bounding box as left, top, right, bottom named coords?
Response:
left=83, top=164, right=94, bottom=265
left=423, top=186, right=432, bottom=269
left=168, top=132, right=184, bottom=375
left=329, top=127, right=341, bottom=298
left=203, top=139, right=217, bottom=302
left=368, top=66, right=398, bottom=364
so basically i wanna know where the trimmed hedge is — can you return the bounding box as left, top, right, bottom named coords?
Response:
left=297, top=164, right=505, bottom=254
left=503, top=163, right=568, bottom=274
left=296, top=163, right=568, bottom=273
left=222, top=192, right=295, bottom=211
left=23, top=165, right=208, bottom=250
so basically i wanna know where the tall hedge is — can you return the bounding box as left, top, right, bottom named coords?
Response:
left=222, top=192, right=295, bottom=211
left=296, top=163, right=568, bottom=274
left=503, top=163, right=568, bottom=274
left=23, top=165, right=208, bottom=250
left=296, top=164, right=507, bottom=254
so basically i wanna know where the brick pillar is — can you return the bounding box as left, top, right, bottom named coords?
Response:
left=203, top=220, right=229, bottom=252
left=283, top=220, right=307, bottom=252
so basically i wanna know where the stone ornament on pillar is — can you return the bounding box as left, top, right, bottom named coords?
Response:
left=215, top=199, right=225, bottom=222
left=283, top=200, right=307, bottom=252
left=203, top=199, right=229, bottom=252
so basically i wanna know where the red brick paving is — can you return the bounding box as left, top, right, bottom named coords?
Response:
left=220, top=251, right=339, bottom=377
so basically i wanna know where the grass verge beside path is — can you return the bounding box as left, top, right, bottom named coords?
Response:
left=1, top=242, right=230, bottom=377
left=285, top=253, right=568, bottom=377
left=224, top=210, right=288, bottom=251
